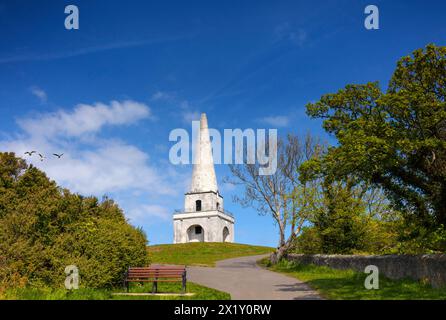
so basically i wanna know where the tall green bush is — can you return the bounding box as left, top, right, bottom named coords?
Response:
left=305, top=44, right=446, bottom=248
left=0, top=152, right=149, bottom=289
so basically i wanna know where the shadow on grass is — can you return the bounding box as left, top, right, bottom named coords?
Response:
left=262, top=258, right=446, bottom=300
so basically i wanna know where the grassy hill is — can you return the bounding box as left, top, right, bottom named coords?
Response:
left=148, top=242, right=274, bottom=267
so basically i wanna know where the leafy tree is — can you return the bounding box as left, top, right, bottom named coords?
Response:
left=292, top=226, right=322, bottom=254
left=292, top=176, right=400, bottom=255
left=0, top=152, right=149, bottom=289
left=305, top=44, right=446, bottom=242
left=227, top=134, right=324, bottom=261
left=313, top=181, right=368, bottom=254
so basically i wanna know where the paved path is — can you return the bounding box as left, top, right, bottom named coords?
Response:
left=187, top=254, right=322, bottom=300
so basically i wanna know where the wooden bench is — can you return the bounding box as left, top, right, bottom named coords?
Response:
left=124, top=265, right=187, bottom=293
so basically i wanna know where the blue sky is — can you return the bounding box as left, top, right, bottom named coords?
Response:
left=1, top=0, right=445, bottom=246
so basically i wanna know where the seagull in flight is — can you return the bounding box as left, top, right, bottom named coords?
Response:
left=53, top=153, right=64, bottom=159
left=38, top=153, right=45, bottom=161
left=24, top=151, right=37, bottom=156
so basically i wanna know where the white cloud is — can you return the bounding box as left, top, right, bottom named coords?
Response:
left=18, top=100, right=150, bottom=139
left=128, top=204, right=171, bottom=224
left=150, top=90, right=200, bottom=124
left=42, top=143, right=173, bottom=195
left=151, top=91, right=175, bottom=101
left=258, top=115, right=290, bottom=127
left=182, top=110, right=200, bottom=123
left=274, top=23, right=307, bottom=47
left=30, top=86, right=47, bottom=103
left=220, top=181, right=237, bottom=193
left=0, top=35, right=195, bottom=65
left=0, top=100, right=174, bottom=197
left=289, top=29, right=307, bottom=46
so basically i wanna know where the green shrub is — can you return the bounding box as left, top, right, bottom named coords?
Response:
left=0, top=152, right=149, bottom=290
left=292, top=227, right=322, bottom=254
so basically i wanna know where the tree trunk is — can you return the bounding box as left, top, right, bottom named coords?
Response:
left=270, top=237, right=294, bottom=264
left=278, top=222, right=285, bottom=247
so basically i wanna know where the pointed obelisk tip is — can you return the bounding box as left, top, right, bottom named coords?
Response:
left=200, top=113, right=208, bottom=129
left=190, top=112, right=217, bottom=193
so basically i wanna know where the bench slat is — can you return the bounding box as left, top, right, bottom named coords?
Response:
left=124, top=265, right=187, bottom=293
left=128, top=276, right=183, bottom=278
left=141, top=268, right=184, bottom=270
left=123, top=279, right=181, bottom=282
left=130, top=266, right=185, bottom=269
left=128, top=270, right=184, bottom=272
left=129, top=274, right=183, bottom=276
left=127, top=274, right=183, bottom=279
left=128, top=270, right=186, bottom=274
left=128, top=272, right=184, bottom=274
left=128, top=270, right=185, bottom=272
left=126, top=267, right=185, bottom=279
left=127, top=278, right=182, bottom=280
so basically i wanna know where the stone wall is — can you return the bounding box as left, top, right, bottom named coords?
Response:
left=285, top=254, right=446, bottom=288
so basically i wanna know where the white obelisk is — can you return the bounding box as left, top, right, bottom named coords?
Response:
left=190, top=113, right=218, bottom=193
left=173, top=113, right=234, bottom=243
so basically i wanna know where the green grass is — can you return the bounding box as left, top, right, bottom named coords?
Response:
left=148, top=242, right=274, bottom=266
left=2, top=282, right=230, bottom=300
left=3, top=242, right=274, bottom=300
left=260, top=258, right=446, bottom=300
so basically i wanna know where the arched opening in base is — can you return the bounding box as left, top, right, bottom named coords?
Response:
left=187, top=225, right=204, bottom=242
left=222, top=226, right=230, bottom=242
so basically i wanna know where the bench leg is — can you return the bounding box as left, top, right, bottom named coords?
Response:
left=152, top=281, right=158, bottom=294
left=182, top=276, right=186, bottom=294
left=123, top=270, right=129, bottom=293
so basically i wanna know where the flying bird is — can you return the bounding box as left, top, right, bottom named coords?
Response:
left=53, top=153, right=64, bottom=159
left=38, top=153, right=45, bottom=161
left=24, top=151, right=36, bottom=156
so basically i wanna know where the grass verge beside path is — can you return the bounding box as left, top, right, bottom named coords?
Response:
left=2, top=282, right=230, bottom=300
left=260, top=258, right=446, bottom=300
left=149, top=242, right=274, bottom=266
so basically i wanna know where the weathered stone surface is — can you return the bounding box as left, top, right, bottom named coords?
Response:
left=173, top=211, right=234, bottom=243
left=286, top=254, right=446, bottom=288
left=184, top=191, right=224, bottom=213
left=173, top=113, right=235, bottom=243
left=190, top=113, right=218, bottom=193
